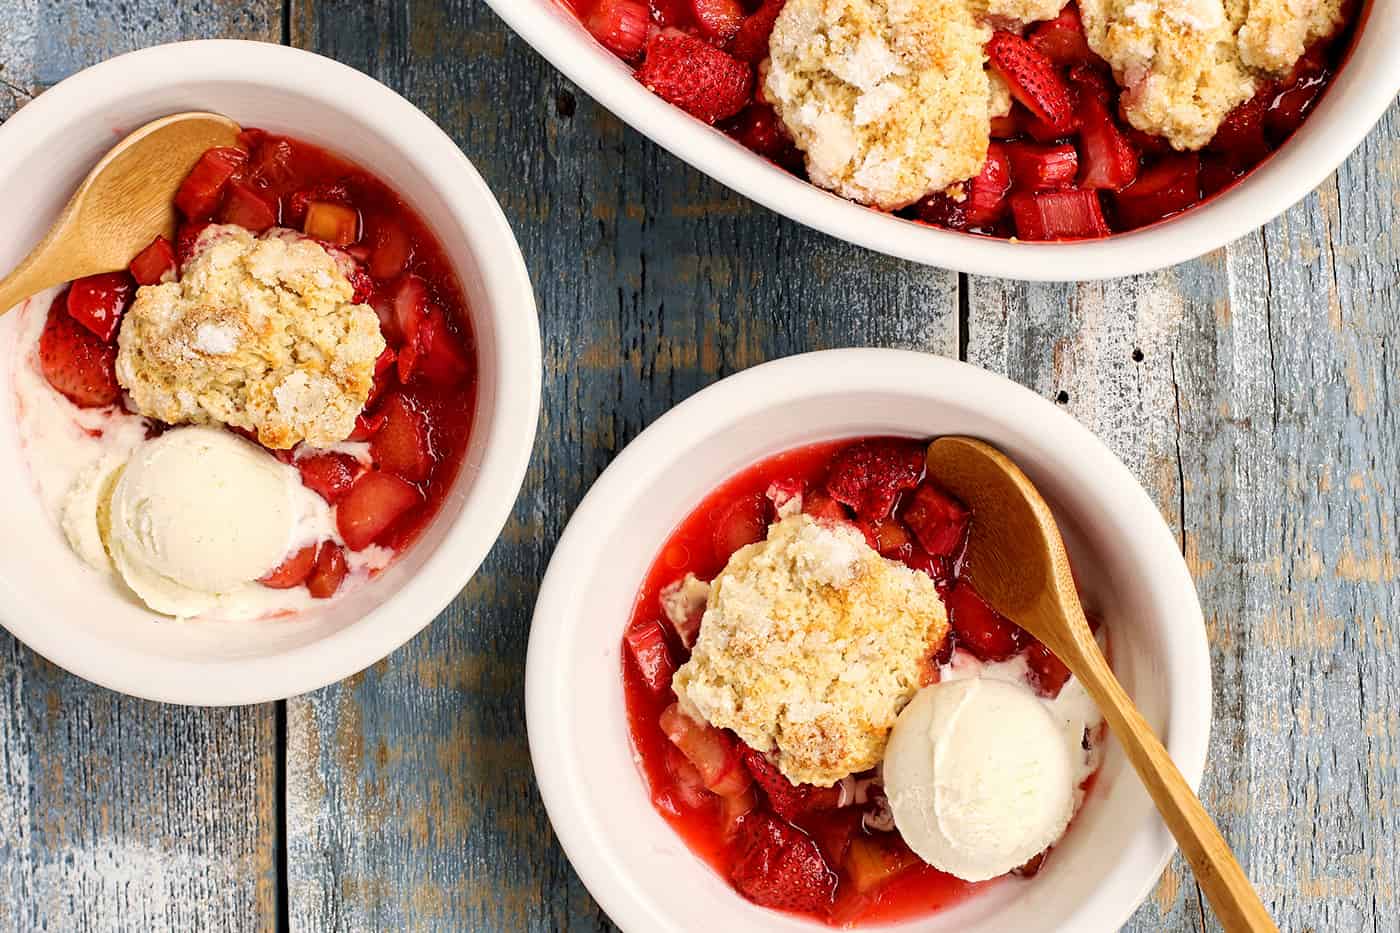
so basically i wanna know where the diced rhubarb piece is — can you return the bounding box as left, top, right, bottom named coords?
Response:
left=730, top=0, right=786, bottom=63
left=348, top=410, right=388, bottom=442
left=1209, top=85, right=1273, bottom=165
left=175, top=221, right=214, bottom=268
left=370, top=394, right=434, bottom=483
left=336, top=471, right=421, bottom=550
left=719, top=786, right=758, bottom=838
left=741, top=748, right=839, bottom=820
left=129, top=235, right=177, bottom=286
left=731, top=812, right=837, bottom=915
left=65, top=272, right=133, bottom=343
left=1067, top=62, right=1114, bottom=105
left=585, top=0, right=651, bottom=60
left=1009, top=189, right=1111, bottom=241
left=964, top=143, right=1013, bottom=226
left=217, top=181, right=277, bottom=233
left=843, top=833, right=921, bottom=895
left=248, top=137, right=297, bottom=189
left=659, top=573, right=708, bottom=648
left=691, top=0, right=745, bottom=41
left=712, top=492, right=768, bottom=563
left=304, top=201, right=360, bottom=246
left=1024, top=638, right=1073, bottom=696
left=1122, top=125, right=1173, bottom=156
left=858, top=518, right=914, bottom=561
left=1077, top=96, right=1139, bottom=191
left=174, top=147, right=248, bottom=220
left=986, top=32, right=1076, bottom=134
left=802, top=490, right=850, bottom=524
left=624, top=617, right=676, bottom=693
left=38, top=297, right=120, bottom=408
left=307, top=542, right=349, bottom=598
left=412, top=307, right=472, bottom=387
left=1113, top=153, right=1200, bottom=230
left=296, top=452, right=361, bottom=503
left=803, top=808, right=862, bottom=867
left=664, top=745, right=715, bottom=809
left=368, top=220, right=414, bottom=280
left=366, top=346, right=397, bottom=409
left=636, top=30, right=753, bottom=125
left=1028, top=4, right=1098, bottom=67
left=1022, top=107, right=1080, bottom=143
left=285, top=181, right=352, bottom=226
left=258, top=544, right=318, bottom=589
left=900, top=483, right=970, bottom=558
left=658, top=703, right=751, bottom=797
left=989, top=109, right=1023, bottom=139
left=386, top=274, right=429, bottom=359
left=945, top=580, right=1025, bottom=661
left=824, top=438, right=925, bottom=521
left=1006, top=142, right=1079, bottom=191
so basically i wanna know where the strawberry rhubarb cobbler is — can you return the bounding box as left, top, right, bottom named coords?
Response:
left=571, top=0, right=1355, bottom=238
left=622, top=437, right=1107, bottom=923
left=10, top=131, right=476, bottom=619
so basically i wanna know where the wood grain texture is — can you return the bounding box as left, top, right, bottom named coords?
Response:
left=283, top=2, right=954, bottom=929
left=0, top=2, right=282, bottom=931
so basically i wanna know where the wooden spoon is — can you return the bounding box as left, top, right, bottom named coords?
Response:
left=0, top=111, right=242, bottom=314
left=925, top=435, right=1277, bottom=933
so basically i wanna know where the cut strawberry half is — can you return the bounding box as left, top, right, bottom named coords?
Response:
left=259, top=544, right=319, bottom=589
left=1024, top=638, right=1072, bottom=697
left=129, top=235, right=177, bottom=286
left=368, top=220, right=414, bottom=280
left=945, top=580, right=1025, bottom=661
left=964, top=143, right=1013, bottom=226
left=649, top=0, right=690, bottom=26
left=296, top=452, right=361, bottom=503
left=1112, top=153, right=1200, bottom=230
left=218, top=181, right=278, bottom=233
left=824, top=438, right=925, bottom=522
left=336, top=470, right=421, bottom=551
left=658, top=703, right=751, bottom=797
left=713, top=492, right=768, bottom=564
left=691, top=0, right=745, bottom=42
left=1010, top=189, right=1111, bottom=240
left=1028, top=5, right=1098, bottom=67
left=899, top=483, right=969, bottom=558
left=730, top=812, right=837, bottom=915
left=624, top=618, right=676, bottom=694
left=986, top=32, right=1076, bottom=134
left=304, top=201, right=360, bottom=246
left=585, top=0, right=651, bottom=60
left=1076, top=96, right=1139, bottom=190
left=38, top=297, right=121, bottom=408
left=741, top=748, right=840, bottom=820
left=843, top=832, right=921, bottom=894
left=1005, top=142, right=1079, bottom=191
left=369, top=393, right=434, bottom=483
left=174, top=147, right=248, bottom=220
left=730, top=0, right=786, bottom=63
left=65, top=272, right=133, bottom=343
left=307, top=542, right=349, bottom=598
left=637, top=30, right=753, bottom=125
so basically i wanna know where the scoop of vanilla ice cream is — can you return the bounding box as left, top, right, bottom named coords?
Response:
left=104, top=426, right=325, bottom=617
left=883, top=677, right=1076, bottom=882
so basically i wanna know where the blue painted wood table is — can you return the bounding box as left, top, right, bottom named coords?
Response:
left=0, top=1, right=1396, bottom=929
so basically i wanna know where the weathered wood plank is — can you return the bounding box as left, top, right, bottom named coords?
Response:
left=969, top=99, right=1400, bottom=932
left=284, top=2, right=956, bottom=929
left=0, top=2, right=282, bottom=931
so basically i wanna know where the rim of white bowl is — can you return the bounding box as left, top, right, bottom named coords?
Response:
left=0, top=40, right=542, bottom=705
left=527, top=349, right=1213, bottom=932
left=485, top=0, right=1399, bottom=280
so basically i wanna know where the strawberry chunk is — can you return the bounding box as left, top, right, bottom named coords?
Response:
left=658, top=703, right=751, bottom=797
left=824, top=438, right=925, bottom=522
left=624, top=618, right=676, bottom=693
left=304, top=201, right=360, bottom=246
left=801, top=490, right=850, bottom=524
left=38, top=297, right=120, bottom=408
left=945, top=581, right=1025, bottom=661
left=1006, top=142, right=1079, bottom=191
left=730, top=0, right=786, bottom=63
left=307, top=542, right=349, bottom=598
left=964, top=143, right=1013, bottom=226
left=1077, top=95, right=1139, bottom=190
left=691, top=0, right=745, bottom=42
left=1028, top=4, right=1098, bottom=67
left=66, top=272, right=133, bottom=343
left=585, top=0, right=651, bottom=60
left=217, top=181, right=278, bottom=233
left=337, top=471, right=421, bottom=550
left=726, top=103, right=800, bottom=168
left=348, top=409, right=388, bottom=442
left=637, top=30, right=753, bottom=125
left=741, top=748, right=840, bottom=820
left=719, top=787, right=758, bottom=838
left=174, top=147, right=248, bottom=220
left=258, top=544, right=318, bottom=589
left=1210, top=84, right=1273, bottom=165
left=384, top=274, right=429, bottom=356
left=987, top=32, right=1076, bottom=134
left=1009, top=189, right=1111, bottom=240
left=296, top=452, right=361, bottom=503
left=899, top=483, right=969, bottom=558
left=1112, top=153, right=1200, bottom=230
left=730, top=812, right=837, bottom=916
left=129, top=236, right=177, bottom=286
left=648, top=0, right=690, bottom=26
left=663, top=745, right=716, bottom=811
left=370, top=394, right=434, bottom=483
left=368, top=220, right=414, bottom=280
left=412, top=307, right=472, bottom=387
left=1024, top=638, right=1073, bottom=697
left=713, top=492, right=768, bottom=564
left=175, top=222, right=214, bottom=268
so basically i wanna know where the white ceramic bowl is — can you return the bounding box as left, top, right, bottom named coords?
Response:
left=487, top=0, right=1397, bottom=280
left=0, top=40, right=542, bottom=705
left=528, top=349, right=1211, bottom=931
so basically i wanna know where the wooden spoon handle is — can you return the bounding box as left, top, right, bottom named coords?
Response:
left=1070, top=644, right=1278, bottom=933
